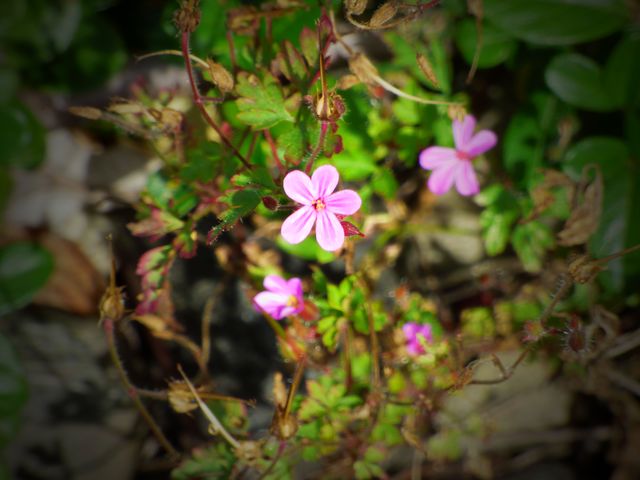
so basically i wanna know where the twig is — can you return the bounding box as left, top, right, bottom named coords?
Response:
left=103, top=318, right=180, bottom=460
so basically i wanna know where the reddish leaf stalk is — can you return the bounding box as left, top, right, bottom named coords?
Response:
left=180, top=32, right=251, bottom=169
left=264, top=129, right=285, bottom=172
left=305, top=121, right=328, bottom=174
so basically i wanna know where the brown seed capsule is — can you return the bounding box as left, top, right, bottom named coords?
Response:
left=168, top=381, right=198, bottom=413
left=348, top=53, right=379, bottom=85
left=68, top=106, right=102, bottom=120
left=336, top=74, right=361, bottom=90
left=369, top=1, right=398, bottom=28
left=345, top=0, right=368, bottom=16
left=206, top=59, right=234, bottom=93
left=416, top=53, right=440, bottom=89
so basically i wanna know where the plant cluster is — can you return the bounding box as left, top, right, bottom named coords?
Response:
left=2, top=0, right=639, bottom=478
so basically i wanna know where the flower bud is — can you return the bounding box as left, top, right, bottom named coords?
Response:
left=345, top=0, right=368, bottom=16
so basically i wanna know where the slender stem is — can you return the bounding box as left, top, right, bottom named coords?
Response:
left=103, top=318, right=180, bottom=460
left=595, top=244, right=640, bottom=266
left=284, top=356, right=307, bottom=419
left=177, top=365, right=240, bottom=450
left=466, top=2, right=483, bottom=84
left=264, top=129, right=284, bottom=172
left=358, top=277, right=381, bottom=389
left=137, top=49, right=209, bottom=69
left=305, top=122, right=328, bottom=174
left=180, top=32, right=251, bottom=169
left=373, top=74, right=459, bottom=106
left=226, top=30, right=238, bottom=73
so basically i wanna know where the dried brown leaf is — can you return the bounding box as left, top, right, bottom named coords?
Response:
left=558, top=167, right=602, bottom=246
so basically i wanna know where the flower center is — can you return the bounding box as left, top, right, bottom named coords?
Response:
left=286, top=295, right=299, bottom=308
left=312, top=198, right=326, bottom=211
left=456, top=150, right=471, bottom=161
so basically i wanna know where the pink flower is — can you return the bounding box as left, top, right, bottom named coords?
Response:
left=281, top=165, right=361, bottom=251
left=402, top=322, right=433, bottom=356
left=419, top=115, right=497, bottom=196
left=253, top=275, right=304, bottom=320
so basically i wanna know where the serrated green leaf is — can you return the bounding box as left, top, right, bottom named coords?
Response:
left=236, top=71, right=294, bottom=129
left=512, top=221, right=554, bottom=272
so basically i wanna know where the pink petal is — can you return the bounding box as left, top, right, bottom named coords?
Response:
left=419, top=147, right=457, bottom=170
left=286, top=277, right=304, bottom=302
left=311, top=165, right=339, bottom=197
left=325, top=190, right=361, bottom=216
left=427, top=161, right=458, bottom=195
left=402, top=323, right=420, bottom=339
left=253, top=291, right=289, bottom=319
left=454, top=161, right=480, bottom=196
left=283, top=170, right=315, bottom=205
left=315, top=210, right=344, bottom=251
left=453, top=115, right=476, bottom=151
left=264, top=274, right=290, bottom=294
left=281, top=206, right=316, bottom=244
left=465, top=130, right=498, bottom=157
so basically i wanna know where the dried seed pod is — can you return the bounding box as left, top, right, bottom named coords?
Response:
left=235, top=440, right=263, bottom=465
left=416, top=53, right=440, bottom=88
left=348, top=53, right=379, bottom=85
left=173, top=0, right=201, bottom=33
left=369, top=1, right=398, bottom=28
left=345, top=0, right=368, bottom=16
left=68, top=106, right=102, bottom=120
left=207, top=59, right=234, bottom=93
left=168, top=381, right=198, bottom=413
left=567, top=254, right=603, bottom=284
left=336, top=74, right=361, bottom=90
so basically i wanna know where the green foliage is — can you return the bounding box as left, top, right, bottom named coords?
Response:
left=0, top=101, right=45, bottom=170
left=512, top=221, right=555, bottom=273
left=171, top=443, right=235, bottom=480
left=545, top=53, right=616, bottom=112
left=0, top=242, right=54, bottom=315
left=477, top=185, right=519, bottom=256
left=484, top=0, right=628, bottom=46
left=235, top=71, right=294, bottom=130
left=455, top=20, right=517, bottom=69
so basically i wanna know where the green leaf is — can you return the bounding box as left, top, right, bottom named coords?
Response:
left=484, top=0, right=628, bottom=46
left=276, top=236, right=336, bottom=263
left=455, top=19, right=517, bottom=69
left=512, top=221, right=555, bottom=272
left=563, top=137, right=638, bottom=292
left=235, top=71, right=294, bottom=130
left=0, top=242, right=54, bottom=315
left=604, top=34, right=640, bottom=108
left=171, top=444, right=235, bottom=480
left=461, top=307, right=495, bottom=339
left=0, top=101, right=45, bottom=169
left=478, top=186, right=520, bottom=256
left=545, top=53, right=616, bottom=112
left=0, top=68, right=18, bottom=105
left=502, top=114, right=543, bottom=187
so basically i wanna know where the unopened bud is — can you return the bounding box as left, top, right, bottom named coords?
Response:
left=99, top=286, right=125, bottom=322
left=207, top=59, right=234, bottom=93
left=262, top=196, right=278, bottom=210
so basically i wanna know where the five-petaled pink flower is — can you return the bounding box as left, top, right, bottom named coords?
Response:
left=281, top=165, right=362, bottom=251
left=419, top=114, right=497, bottom=196
left=402, top=322, right=433, bottom=356
left=253, top=275, right=304, bottom=320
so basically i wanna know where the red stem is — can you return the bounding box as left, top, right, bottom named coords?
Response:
left=264, top=130, right=284, bottom=172
left=181, top=32, right=251, bottom=170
